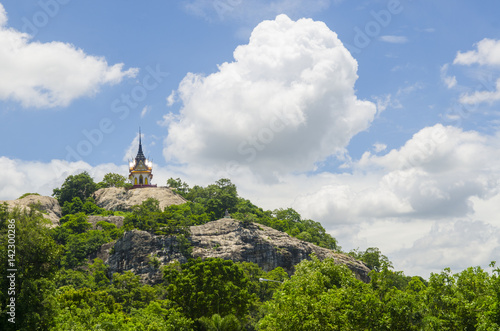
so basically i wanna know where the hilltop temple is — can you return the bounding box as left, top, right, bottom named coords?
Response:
left=129, top=130, right=156, bottom=188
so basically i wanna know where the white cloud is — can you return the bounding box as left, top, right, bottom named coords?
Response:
left=288, top=124, right=500, bottom=277
left=373, top=93, right=401, bottom=113
left=373, top=143, right=387, bottom=153
left=454, top=38, right=500, bottom=66
left=379, top=35, right=408, bottom=44
left=0, top=157, right=126, bottom=200
left=459, top=78, right=500, bottom=104
left=123, top=133, right=141, bottom=162
left=444, top=76, right=457, bottom=89
left=0, top=4, right=138, bottom=109
left=0, top=3, right=6, bottom=26
left=140, top=106, right=151, bottom=118
left=394, top=220, right=500, bottom=277
left=440, top=64, right=457, bottom=89
left=164, top=15, right=376, bottom=179
left=166, top=90, right=177, bottom=106
left=295, top=124, right=500, bottom=224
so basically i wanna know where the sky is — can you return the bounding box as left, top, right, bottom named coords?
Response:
left=1, top=0, right=500, bottom=278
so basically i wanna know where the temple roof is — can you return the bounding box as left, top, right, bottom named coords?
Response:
left=135, top=128, right=146, bottom=163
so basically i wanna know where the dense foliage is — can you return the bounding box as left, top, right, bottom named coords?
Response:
left=52, top=171, right=98, bottom=206
left=2, top=174, right=500, bottom=330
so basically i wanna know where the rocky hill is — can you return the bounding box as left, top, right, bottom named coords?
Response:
left=93, top=187, right=186, bottom=211
left=99, top=218, right=371, bottom=284
left=4, top=188, right=371, bottom=284
left=1, top=194, right=61, bottom=227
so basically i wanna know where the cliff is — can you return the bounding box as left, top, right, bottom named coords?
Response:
left=102, top=218, right=371, bottom=284
left=93, top=187, right=186, bottom=212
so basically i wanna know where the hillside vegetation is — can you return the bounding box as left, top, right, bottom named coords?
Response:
left=1, top=172, right=500, bottom=330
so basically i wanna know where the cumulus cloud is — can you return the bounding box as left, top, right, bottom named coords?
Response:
left=451, top=39, right=500, bottom=104
left=0, top=4, right=138, bottom=108
left=164, top=14, right=376, bottom=178
left=288, top=124, right=500, bottom=276
left=454, top=38, right=500, bottom=67
left=294, top=124, right=500, bottom=224
left=394, top=220, right=500, bottom=277
left=459, top=78, right=500, bottom=104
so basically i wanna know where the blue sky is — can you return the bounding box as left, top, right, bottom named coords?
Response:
left=1, top=0, right=500, bottom=277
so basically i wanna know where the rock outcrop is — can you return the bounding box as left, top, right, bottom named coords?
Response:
left=105, top=218, right=371, bottom=284
left=190, top=219, right=370, bottom=282
left=93, top=187, right=186, bottom=212
left=1, top=194, right=62, bottom=227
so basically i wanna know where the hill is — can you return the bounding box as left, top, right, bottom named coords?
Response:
left=2, top=186, right=370, bottom=283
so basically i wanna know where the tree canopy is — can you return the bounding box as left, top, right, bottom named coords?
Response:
left=97, top=173, right=131, bottom=189
left=52, top=171, right=98, bottom=205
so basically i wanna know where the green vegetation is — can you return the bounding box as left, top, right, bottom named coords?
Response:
left=52, top=171, right=98, bottom=205
left=53, top=172, right=132, bottom=208
left=258, top=256, right=500, bottom=330
left=17, top=192, right=40, bottom=199
left=97, top=172, right=133, bottom=189
left=2, top=175, right=500, bottom=330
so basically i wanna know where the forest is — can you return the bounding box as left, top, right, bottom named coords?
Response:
left=1, top=172, right=500, bottom=330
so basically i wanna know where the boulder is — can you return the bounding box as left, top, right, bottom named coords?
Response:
left=93, top=187, right=187, bottom=212
left=1, top=194, right=61, bottom=227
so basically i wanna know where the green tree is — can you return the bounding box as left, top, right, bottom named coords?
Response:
left=164, top=258, right=257, bottom=321
left=52, top=286, right=123, bottom=330
left=107, top=271, right=157, bottom=313
left=258, top=256, right=384, bottom=330
left=349, top=247, right=393, bottom=272
left=131, top=300, right=194, bottom=331
left=52, top=212, right=92, bottom=245
left=98, top=172, right=129, bottom=189
left=167, top=177, right=190, bottom=196
left=198, top=314, right=241, bottom=331
left=185, top=178, right=238, bottom=220
left=62, top=230, right=110, bottom=268
left=52, top=172, right=98, bottom=205
left=0, top=207, right=63, bottom=331
left=61, top=196, right=84, bottom=215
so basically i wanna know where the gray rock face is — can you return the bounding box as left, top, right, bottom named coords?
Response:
left=106, top=218, right=371, bottom=284
left=1, top=195, right=62, bottom=227
left=93, top=187, right=186, bottom=212
left=106, top=230, right=188, bottom=284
